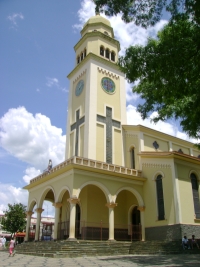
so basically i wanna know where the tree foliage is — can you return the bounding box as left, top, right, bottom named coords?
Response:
left=94, top=0, right=200, bottom=26
left=94, top=0, right=200, bottom=141
left=1, top=203, right=27, bottom=235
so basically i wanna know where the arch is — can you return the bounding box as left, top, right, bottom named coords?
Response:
left=114, top=187, right=144, bottom=206
left=56, top=186, right=71, bottom=202
left=77, top=56, right=80, bottom=64
left=77, top=181, right=112, bottom=203
left=28, top=198, right=37, bottom=211
left=81, top=52, right=84, bottom=61
left=100, top=45, right=104, bottom=56
left=189, top=170, right=200, bottom=181
left=152, top=170, right=165, bottom=181
left=84, top=49, right=87, bottom=57
left=38, top=185, right=56, bottom=208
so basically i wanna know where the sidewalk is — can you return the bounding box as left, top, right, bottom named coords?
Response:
left=0, top=251, right=200, bottom=267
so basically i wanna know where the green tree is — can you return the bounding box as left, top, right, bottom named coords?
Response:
left=119, top=16, right=200, bottom=140
left=94, top=0, right=200, bottom=141
left=1, top=203, right=27, bottom=236
left=94, top=0, right=200, bottom=26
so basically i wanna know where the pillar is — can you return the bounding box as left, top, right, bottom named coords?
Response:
left=53, top=202, right=62, bottom=240
left=67, top=197, right=79, bottom=241
left=137, top=206, right=145, bottom=241
left=106, top=202, right=117, bottom=241
left=35, top=208, right=44, bottom=241
left=25, top=211, right=34, bottom=242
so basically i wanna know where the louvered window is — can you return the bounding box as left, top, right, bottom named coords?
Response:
left=190, top=173, right=200, bottom=219
left=156, top=175, right=165, bottom=220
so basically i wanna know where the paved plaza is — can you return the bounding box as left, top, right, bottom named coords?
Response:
left=0, top=251, right=199, bottom=267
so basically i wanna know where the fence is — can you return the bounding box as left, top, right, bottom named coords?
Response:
left=57, top=220, right=141, bottom=241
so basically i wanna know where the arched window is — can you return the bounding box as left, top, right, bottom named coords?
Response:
left=105, top=48, right=110, bottom=59
left=81, top=52, right=84, bottom=61
left=130, top=148, right=135, bottom=169
left=111, top=51, right=115, bottom=62
left=84, top=49, right=87, bottom=57
left=77, top=56, right=80, bottom=64
left=156, top=175, right=165, bottom=220
left=100, top=46, right=104, bottom=56
left=190, top=173, right=200, bottom=219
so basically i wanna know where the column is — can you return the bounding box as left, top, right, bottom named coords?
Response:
left=53, top=202, right=62, bottom=240
left=25, top=211, right=33, bottom=242
left=168, top=141, right=173, bottom=152
left=106, top=202, right=117, bottom=241
left=67, top=197, right=79, bottom=241
left=35, top=208, right=44, bottom=241
left=137, top=206, right=145, bottom=241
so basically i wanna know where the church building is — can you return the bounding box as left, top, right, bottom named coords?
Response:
left=24, top=14, right=200, bottom=242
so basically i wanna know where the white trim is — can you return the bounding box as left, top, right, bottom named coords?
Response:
left=38, top=185, right=56, bottom=208
left=114, top=186, right=144, bottom=206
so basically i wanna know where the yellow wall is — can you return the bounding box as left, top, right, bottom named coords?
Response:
left=142, top=165, right=175, bottom=227
left=80, top=125, right=84, bottom=157
left=124, top=133, right=139, bottom=169
left=115, top=190, right=138, bottom=226
left=172, top=143, right=190, bottom=154
left=97, top=72, right=121, bottom=120
left=96, top=123, right=104, bottom=161
left=176, top=162, right=200, bottom=223
left=71, top=75, right=86, bottom=124
left=70, top=132, right=74, bottom=158
left=144, top=135, right=169, bottom=152
left=114, top=129, right=122, bottom=165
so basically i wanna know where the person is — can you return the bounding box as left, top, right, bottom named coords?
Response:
left=48, top=159, right=52, bottom=173
left=191, top=235, right=199, bottom=249
left=0, top=236, right=3, bottom=249
left=2, top=236, right=6, bottom=249
left=182, top=235, right=190, bottom=249
left=9, top=237, right=15, bottom=256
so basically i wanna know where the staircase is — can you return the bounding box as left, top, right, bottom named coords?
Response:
left=15, top=240, right=200, bottom=258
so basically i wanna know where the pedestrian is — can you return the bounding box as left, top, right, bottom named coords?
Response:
left=2, top=236, right=6, bottom=249
left=9, top=237, right=15, bottom=256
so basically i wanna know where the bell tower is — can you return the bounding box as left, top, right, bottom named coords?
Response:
left=65, top=14, right=127, bottom=166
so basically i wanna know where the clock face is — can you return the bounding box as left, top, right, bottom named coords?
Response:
left=75, top=80, right=84, bottom=96
left=101, top=77, right=115, bottom=94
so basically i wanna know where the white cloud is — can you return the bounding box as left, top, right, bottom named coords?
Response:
left=46, top=77, right=68, bottom=93
left=74, top=0, right=168, bottom=54
left=0, top=183, right=28, bottom=214
left=126, top=105, right=197, bottom=143
left=23, top=167, right=41, bottom=184
left=0, top=107, right=65, bottom=170
left=7, top=13, right=24, bottom=27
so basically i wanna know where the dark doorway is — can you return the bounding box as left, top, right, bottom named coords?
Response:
left=131, top=206, right=141, bottom=240
left=132, top=206, right=140, bottom=225
left=75, top=204, right=81, bottom=238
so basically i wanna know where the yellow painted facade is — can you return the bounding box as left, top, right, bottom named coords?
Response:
left=24, top=14, right=200, bottom=242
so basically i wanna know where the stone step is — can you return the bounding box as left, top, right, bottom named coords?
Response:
left=15, top=240, right=200, bottom=258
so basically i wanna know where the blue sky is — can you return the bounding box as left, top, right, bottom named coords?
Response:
left=0, top=0, right=195, bottom=216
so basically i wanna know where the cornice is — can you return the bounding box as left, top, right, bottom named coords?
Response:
left=73, top=69, right=87, bottom=84
left=142, top=163, right=171, bottom=169
left=67, top=53, right=121, bottom=79
left=74, top=31, right=120, bottom=51
left=97, top=67, right=119, bottom=80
